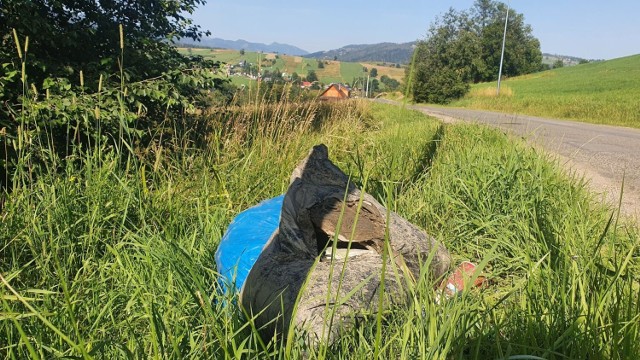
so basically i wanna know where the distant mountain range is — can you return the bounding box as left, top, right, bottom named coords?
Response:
left=304, top=42, right=417, bottom=64
left=178, top=37, right=309, bottom=56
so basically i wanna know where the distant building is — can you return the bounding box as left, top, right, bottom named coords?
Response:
left=318, top=83, right=351, bottom=101
left=300, top=81, right=313, bottom=89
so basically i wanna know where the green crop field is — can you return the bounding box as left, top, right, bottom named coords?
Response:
left=451, top=54, right=640, bottom=128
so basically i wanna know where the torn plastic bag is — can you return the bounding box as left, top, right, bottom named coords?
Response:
left=215, top=195, right=284, bottom=295
left=229, top=144, right=451, bottom=343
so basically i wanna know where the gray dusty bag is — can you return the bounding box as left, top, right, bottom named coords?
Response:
left=241, top=144, right=451, bottom=342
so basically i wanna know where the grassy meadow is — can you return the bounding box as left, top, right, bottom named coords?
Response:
left=451, top=54, right=640, bottom=128
left=1, top=85, right=639, bottom=359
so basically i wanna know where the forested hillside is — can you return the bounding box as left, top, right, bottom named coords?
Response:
left=305, top=42, right=415, bottom=64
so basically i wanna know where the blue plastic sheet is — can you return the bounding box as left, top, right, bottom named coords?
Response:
left=215, top=195, right=284, bottom=295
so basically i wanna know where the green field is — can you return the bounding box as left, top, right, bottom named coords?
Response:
left=2, top=92, right=639, bottom=358
left=450, top=54, right=640, bottom=128
left=340, top=61, right=366, bottom=84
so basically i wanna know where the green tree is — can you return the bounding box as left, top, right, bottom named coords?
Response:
left=1, top=0, right=209, bottom=85
left=473, top=2, right=542, bottom=82
left=306, top=70, right=318, bottom=82
left=291, top=72, right=300, bottom=84
left=370, top=79, right=380, bottom=94
left=317, top=59, right=325, bottom=69
left=380, top=75, right=400, bottom=91
left=408, top=8, right=475, bottom=103
left=472, top=0, right=501, bottom=33
left=0, top=0, right=225, bottom=189
left=370, top=68, right=378, bottom=77
left=408, top=0, right=542, bottom=103
left=553, top=59, right=565, bottom=68
left=410, top=40, right=470, bottom=104
left=271, top=68, right=284, bottom=83
left=0, top=0, right=222, bottom=125
left=240, top=49, right=246, bottom=55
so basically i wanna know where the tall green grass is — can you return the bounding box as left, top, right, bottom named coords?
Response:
left=451, top=54, right=640, bottom=128
left=1, top=95, right=638, bottom=359
left=397, top=123, right=640, bottom=358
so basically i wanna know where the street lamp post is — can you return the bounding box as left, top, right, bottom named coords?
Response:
left=497, top=1, right=510, bottom=96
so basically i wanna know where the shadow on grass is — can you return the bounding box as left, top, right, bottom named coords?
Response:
left=409, top=123, right=446, bottom=184
left=363, top=123, right=447, bottom=201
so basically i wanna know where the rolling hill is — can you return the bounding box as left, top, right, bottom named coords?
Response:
left=304, top=42, right=416, bottom=64
left=542, top=53, right=593, bottom=66
left=452, top=54, right=640, bottom=127
left=178, top=37, right=309, bottom=56
left=178, top=48, right=406, bottom=86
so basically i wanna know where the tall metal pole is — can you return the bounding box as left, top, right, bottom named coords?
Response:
left=366, top=74, right=370, bottom=98
left=497, top=2, right=510, bottom=96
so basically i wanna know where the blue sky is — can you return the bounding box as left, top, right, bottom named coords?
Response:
left=192, top=1, right=640, bottom=60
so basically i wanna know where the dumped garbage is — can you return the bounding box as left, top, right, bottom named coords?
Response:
left=436, top=261, right=487, bottom=303
left=216, top=144, right=451, bottom=342
left=216, top=195, right=284, bottom=295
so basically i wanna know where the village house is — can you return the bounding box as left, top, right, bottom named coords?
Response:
left=318, top=83, right=351, bottom=101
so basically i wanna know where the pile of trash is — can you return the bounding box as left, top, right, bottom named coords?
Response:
left=216, top=144, right=452, bottom=342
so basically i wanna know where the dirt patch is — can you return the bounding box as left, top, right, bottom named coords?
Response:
left=415, top=108, right=461, bottom=125
left=556, top=154, right=640, bottom=220
left=553, top=153, right=639, bottom=222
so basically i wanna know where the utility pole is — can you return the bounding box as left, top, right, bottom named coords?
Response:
left=365, top=74, right=370, bottom=98
left=497, top=1, right=510, bottom=96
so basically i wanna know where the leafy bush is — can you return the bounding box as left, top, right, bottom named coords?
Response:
left=1, top=32, right=232, bottom=190
left=380, top=75, right=401, bottom=91
left=411, top=64, right=470, bottom=104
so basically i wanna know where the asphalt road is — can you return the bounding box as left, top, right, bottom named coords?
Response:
left=377, top=100, right=640, bottom=220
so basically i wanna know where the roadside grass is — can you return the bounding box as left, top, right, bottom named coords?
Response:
left=1, top=94, right=639, bottom=359
left=398, top=122, right=640, bottom=358
left=451, top=54, right=640, bottom=128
